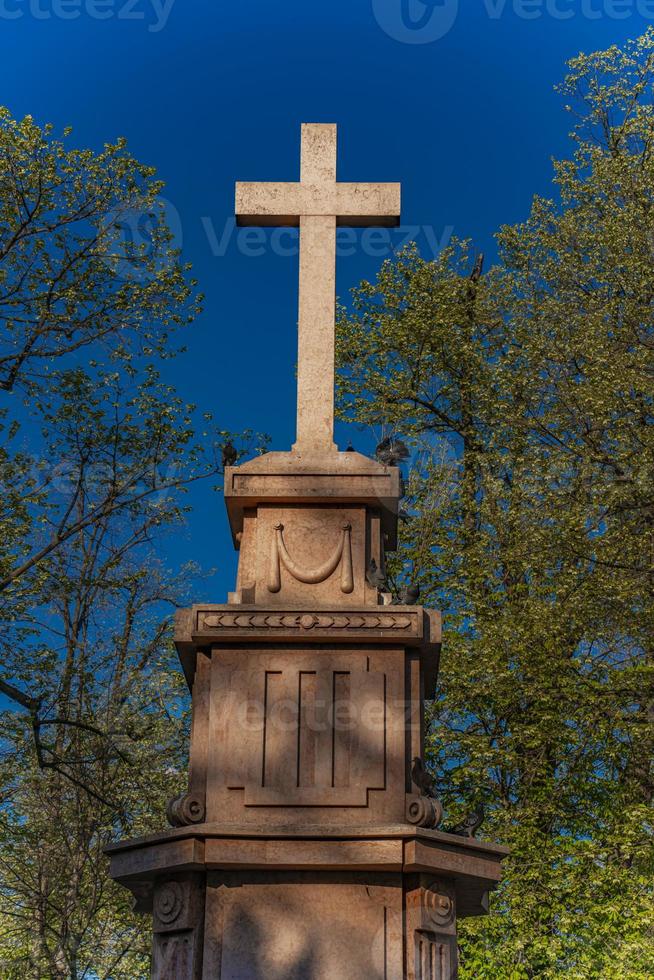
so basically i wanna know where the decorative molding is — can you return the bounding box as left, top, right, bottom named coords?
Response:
left=413, top=932, right=452, bottom=980
left=406, top=794, right=444, bottom=829
left=268, top=521, right=354, bottom=593
left=422, top=884, right=455, bottom=930
left=200, top=610, right=414, bottom=632
left=154, top=882, right=184, bottom=926
left=166, top=792, right=206, bottom=828
left=187, top=605, right=425, bottom=647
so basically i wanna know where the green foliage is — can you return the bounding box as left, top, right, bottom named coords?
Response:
left=0, top=107, right=200, bottom=394
left=0, top=110, right=260, bottom=976
left=337, top=30, right=654, bottom=979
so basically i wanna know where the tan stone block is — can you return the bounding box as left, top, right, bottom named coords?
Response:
left=205, top=873, right=403, bottom=980
left=203, top=837, right=403, bottom=871
left=204, top=645, right=406, bottom=828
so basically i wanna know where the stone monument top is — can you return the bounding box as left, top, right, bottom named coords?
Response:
left=236, top=123, right=401, bottom=454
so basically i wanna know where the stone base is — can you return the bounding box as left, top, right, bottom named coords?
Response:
left=108, top=825, right=507, bottom=979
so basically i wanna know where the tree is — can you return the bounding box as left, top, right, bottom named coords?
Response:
left=337, top=30, right=654, bottom=979
left=0, top=108, right=243, bottom=727
left=0, top=111, right=257, bottom=975
left=0, top=108, right=194, bottom=395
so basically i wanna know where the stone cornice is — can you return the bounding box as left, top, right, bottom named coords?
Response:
left=193, top=605, right=423, bottom=642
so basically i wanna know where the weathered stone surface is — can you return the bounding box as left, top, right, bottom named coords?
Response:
left=223, top=449, right=401, bottom=550
left=204, top=872, right=403, bottom=980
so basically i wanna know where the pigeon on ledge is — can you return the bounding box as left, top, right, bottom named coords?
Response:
left=375, top=436, right=410, bottom=467
left=365, top=558, right=387, bottom=591
left=446, top=805, right=486, bottom=839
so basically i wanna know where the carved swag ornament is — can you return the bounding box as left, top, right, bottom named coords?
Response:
left=267, top=521, right=354, bottom=593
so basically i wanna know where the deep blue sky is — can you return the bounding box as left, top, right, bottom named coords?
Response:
left=4, top=1, right=652, bottom=598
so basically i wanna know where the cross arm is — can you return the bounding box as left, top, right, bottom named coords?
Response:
left=235, top=181, right=401, bottom=227
left=236, top=182, right=305, bottom=227
left=334, top=183, right=401, bottom=227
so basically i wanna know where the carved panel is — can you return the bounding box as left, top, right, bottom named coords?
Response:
left=152, top=932, right=195, bottom=979
left=267, top=521, right=354, bottom=593
left=151, top=875, right=205, bottom=980
left=414, top=932, right=454, bottom=980
left=214, top=664, right=386, bottom=808
left=253, top=505, right=367, bottom=606
left=406, top=878, right=458, bottom=980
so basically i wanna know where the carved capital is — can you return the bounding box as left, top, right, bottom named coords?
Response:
left=166, top=792, right=206, bottom=828
left=406, top=877, right=458, bottom=978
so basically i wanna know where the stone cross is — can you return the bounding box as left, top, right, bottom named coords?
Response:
left=236, top=123, right=401, bottom=453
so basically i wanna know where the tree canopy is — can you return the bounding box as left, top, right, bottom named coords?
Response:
left=337, top=29, right=654, bottom=980
left=0, top=111, right=255, bottom=977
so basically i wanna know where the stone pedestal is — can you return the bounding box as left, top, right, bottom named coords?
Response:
left=108, top=450, right=507, bottom=978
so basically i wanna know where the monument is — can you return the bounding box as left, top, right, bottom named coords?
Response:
left=108, top=123, right=507, bottom=979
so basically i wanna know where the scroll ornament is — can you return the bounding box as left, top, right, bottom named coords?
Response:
left=406, top=793, right=444, bottom=829
left=166, top=792, right=206, bottom=828
left=268, top=522, right=354, bottom=594
left=406, top=756, right=444, bottom=829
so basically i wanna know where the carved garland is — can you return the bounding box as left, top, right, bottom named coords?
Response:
left=267, top=522, right=354, bottom=594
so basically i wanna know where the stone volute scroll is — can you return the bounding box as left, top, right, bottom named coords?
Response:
left=406, top=755, right=444, bottom=829
left=107, top=122, right=508, bottom=980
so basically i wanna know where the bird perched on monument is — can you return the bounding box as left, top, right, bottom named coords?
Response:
left=446, top=805, right=485, bottom=839
left=375, top=436, right=409, bottom=467
left=221, top=441, right=238, bottom=467
left=411, top=757, right=436, bottom=798
left=365, top=558, right=387, bottom=591
left=397, top=583, right=420, bottom=606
